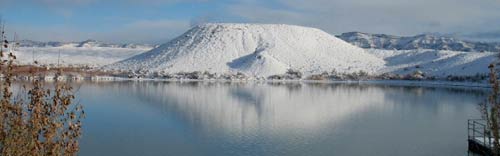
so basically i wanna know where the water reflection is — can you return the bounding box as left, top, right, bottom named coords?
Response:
left=105, top=82, right=390, bottom=133
left=77, top=81, right=488, bottom=156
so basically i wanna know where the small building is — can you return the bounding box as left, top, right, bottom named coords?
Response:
left=91, top=76, right=116, bottom=81
left=68, top=74, right=85, bottom=81
left=55, top=75, right=67, bottom=81
left=44, top=75, right=55, bottom=81
left=18, top=75, right=30, bottom=81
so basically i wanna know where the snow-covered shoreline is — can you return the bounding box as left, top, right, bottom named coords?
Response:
left=55, top=75, right=491, bottom=90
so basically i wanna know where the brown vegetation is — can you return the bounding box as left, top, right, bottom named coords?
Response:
left=11, top=65, right=110, bottom=77
left=480, top=64, right=500, bottom=155
left=0, top=24, right=84, bottom=156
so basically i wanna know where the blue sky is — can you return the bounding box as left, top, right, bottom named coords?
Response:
left=1, top=0, right=500, bottom=43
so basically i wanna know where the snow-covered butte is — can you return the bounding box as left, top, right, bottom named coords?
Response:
left=106, top=23, right=385, bottom=77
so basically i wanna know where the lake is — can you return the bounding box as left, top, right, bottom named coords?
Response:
left=75, top=81, right=488, bottom=156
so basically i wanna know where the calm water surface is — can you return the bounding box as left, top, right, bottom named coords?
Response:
left=75, top=81, right=487, bottom=156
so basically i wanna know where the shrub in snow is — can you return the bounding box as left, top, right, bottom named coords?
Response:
left=173, top=71, right=202, bottom=80
left=306, top=72, right=329, bottom=80
left=267, top=69, right=303, bottom=80
left=267, top=75, right=284, bottom=80
left=162, top=73, right=174, bottom=79
left=211, top=72, right=245, bottom=80
left=285, top=69, right=303, bottom=79
left=426, top=76, right=437, bottom=80
left=474, top=73, right=488, bottom=82
left=187, top=71, right=202, bottom=79
left=339, top=70, right=370, bottom=80
left=191, top=71, right=216, bottom=80
left=220, top=73, right=236, bottom=80
left=305, top=70, right=372, bottom=81
left=404, top=70, right=425, bottom=80
left=235, top=72, right=247, bottom=79
left=447, top=75, right=466, bottom=81
left=329, top=69, right=338, bottom=76
left=306, top=75, right=327, bottom=80
left=357, top=70, right=369, bottom=79
left=445, top=73, right=488, bottom=82
left=377, top=73, right=401, bottom=80
left=152, top=71, right=165, bottom=78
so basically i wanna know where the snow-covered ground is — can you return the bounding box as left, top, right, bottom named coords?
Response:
left=8, top=23, right=499, bottom=81
left=367, top=49, right=498, bottom=77
left=12, top=47, right=150, bottom=67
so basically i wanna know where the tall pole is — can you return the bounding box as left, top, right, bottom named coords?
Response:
left=13, top=32, right=18, bottom=51
left=58, top=49, right=61, bottom=67
left=0, top=19, right=4, bottom=54
left=32, top=47, right=35, bottom=64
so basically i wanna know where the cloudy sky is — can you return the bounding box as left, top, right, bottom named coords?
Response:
left=1, top=0, right=500, bottom=43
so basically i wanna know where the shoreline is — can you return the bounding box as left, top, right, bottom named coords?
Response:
left=8, top=65, right=491, bottom=90
left=39, top=76, right=490, bottom=90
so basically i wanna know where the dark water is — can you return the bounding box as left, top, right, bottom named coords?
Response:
left=75, top=81, right=488, bottom=156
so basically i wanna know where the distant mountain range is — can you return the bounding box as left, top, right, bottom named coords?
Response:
left=17, top=39, right=156, bottom=49
left=336, top=32, right=500, bottom=52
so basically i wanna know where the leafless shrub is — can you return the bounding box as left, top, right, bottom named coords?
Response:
left=479, top=64, right=500, bottom=155
left=267, top=69, right=303, bottom=80
left=0, top=23, right=84, bottom=156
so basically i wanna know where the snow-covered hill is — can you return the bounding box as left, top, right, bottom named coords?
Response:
left=337, top=32, right=500, bottom=52
left=367, top=49, right=498, bottom=77
left=12, top=47, right=151, bottom=67
left=17, top=39, right=156, bottom=49
left=106, top=23, right=385, bottom=77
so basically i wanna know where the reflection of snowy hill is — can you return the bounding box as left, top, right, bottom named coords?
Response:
left=122, top=82, right=385, bottom=133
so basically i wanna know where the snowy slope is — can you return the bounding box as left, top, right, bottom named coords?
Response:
left=367, top=49, right=498, bottom=76
left=107, top=23, right=385, bottom=77
left=12, top=47, right=150, bottom=67
left=17, top=39, right=156, bottom=49
left=337, top=32, right=500, bottom=52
